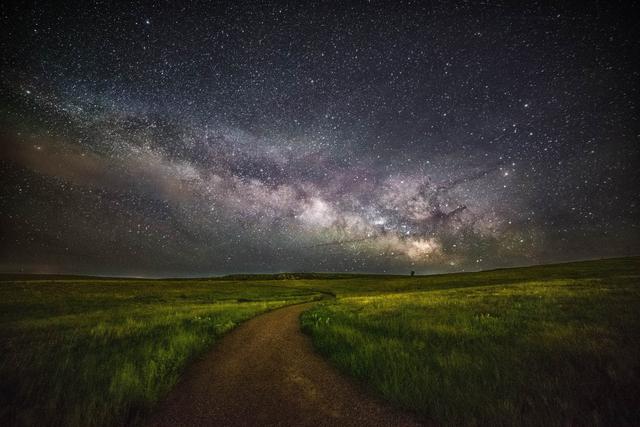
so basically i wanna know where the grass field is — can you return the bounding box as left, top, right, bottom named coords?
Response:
left=301, top=257, right=640, bottom=426
left=0, top=279, right=322, bottom=426
left=1, top=257, right=638, bottom=426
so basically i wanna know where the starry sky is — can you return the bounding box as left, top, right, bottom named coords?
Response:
left=1, top=1, right=638, bottom=276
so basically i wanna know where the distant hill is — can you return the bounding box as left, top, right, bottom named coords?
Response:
left=0, top=272, right=400, bottom=281
left=2, top=256, right=637, bottom=281
left=219, top=272, right=402, bottom=280
left=0, top=273, right=133, bottom=281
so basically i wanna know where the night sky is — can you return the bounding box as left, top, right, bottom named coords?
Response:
left=1, top=1, right=638, bottom=276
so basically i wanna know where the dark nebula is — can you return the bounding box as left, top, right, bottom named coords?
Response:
left=1, top=1, right=638, bottom=276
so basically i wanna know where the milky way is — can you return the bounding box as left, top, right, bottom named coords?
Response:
left=1, top=1, right=638, bottom=276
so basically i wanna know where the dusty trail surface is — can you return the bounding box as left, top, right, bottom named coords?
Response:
left=148, top=303, right=422, bottom=426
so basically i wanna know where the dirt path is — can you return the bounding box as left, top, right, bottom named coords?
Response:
left=147, top=302, right=423, bottom=426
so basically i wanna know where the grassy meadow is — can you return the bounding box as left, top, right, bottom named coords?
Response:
left=0, top=279, right=322, bottom=426
left=301, top=257, right=640, bottom=426
left=1, top=257, right=638, bottom=426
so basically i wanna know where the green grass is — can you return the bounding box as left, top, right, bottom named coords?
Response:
left=2, top=257, right=639, bottom=426
left=301, top=257, right=640, bottom=426
left=0, top=279, right=321, bottom=426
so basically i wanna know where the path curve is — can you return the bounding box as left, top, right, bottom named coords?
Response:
left=147, top=302, right=423, bottom=426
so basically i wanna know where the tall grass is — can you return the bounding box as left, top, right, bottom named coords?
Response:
left=0, top=280, right=319, bottom=426
left=2, top=258, right=638, bottom=426
left=301, top=258, right=640, bottom=426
